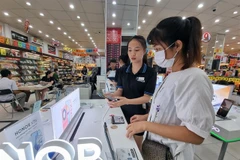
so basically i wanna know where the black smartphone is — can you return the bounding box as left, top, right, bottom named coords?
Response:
left=216, top=99, right=234, bottom=118
left=106, top=96, right=118, bottom=102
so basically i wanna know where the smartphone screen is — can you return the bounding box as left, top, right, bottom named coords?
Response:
left=217, top=99, right=234, bottom=117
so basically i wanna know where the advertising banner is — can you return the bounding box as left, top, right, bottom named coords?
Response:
left=48, top=44, right=56, bottom=55
left=11, top=31, right=28, bottom=43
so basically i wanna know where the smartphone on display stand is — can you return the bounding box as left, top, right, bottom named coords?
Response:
left=216, top=98, right=234, bottom=120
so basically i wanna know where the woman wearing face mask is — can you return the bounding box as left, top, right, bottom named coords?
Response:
left=107, top=35, right=157, bottom=150
left=126, top=17, right=215, bottom=159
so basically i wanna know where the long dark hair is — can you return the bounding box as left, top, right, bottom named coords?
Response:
left=147, top=16, right=202, bottom=70
left=127, top=35, right=148, bottom=64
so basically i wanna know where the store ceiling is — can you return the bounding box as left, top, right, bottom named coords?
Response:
left=1, top=0, right=240, bottom=56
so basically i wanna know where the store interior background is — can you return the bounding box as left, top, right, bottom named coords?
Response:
left=0, top=0, right=240, bottom=160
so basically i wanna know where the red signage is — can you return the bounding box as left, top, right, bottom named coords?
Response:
left=202, top=32, right=211, bottom=43
left=107, top=28, right=122, bottom=44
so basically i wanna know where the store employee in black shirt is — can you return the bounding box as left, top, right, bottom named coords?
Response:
left=39, top=71, right=54, bottom=100
left=107, top=35, right=157, bottom=150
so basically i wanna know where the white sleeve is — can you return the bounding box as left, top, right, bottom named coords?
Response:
left=174, top=74, right=215, bottom=138
left=11, top=80, right=18, bottom=91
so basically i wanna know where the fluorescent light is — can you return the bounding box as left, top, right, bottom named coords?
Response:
left=225, top=29, right=229, bottom=32
left=49, top=20, right=54, bottom=24
left=4, top=12, right=9, bottom=16
left=157, top=0, right=161, bottom=2
left=84, top=29, right=88, bottom=32
left=87, top=34, right=90, bottom=36
left=215, top=19, right=220, bottom=23
left=81, top=23, right=85, bottom=26
left=112, top=1, right=116, bottom=5
left=142, top=19, right=146, bottom=23
left=29, top=25, right=33, bottom=28
left=233, top=11, right=238, bottom=14
left=57, top=27, right=61, bottom=30
left=182, top=16, right=186, bottom=20
left=64, top=32, right=67, bottom=35
left=112, top=13, right=116, bottom=17
left=90, top=37, right=92, bottom=39
left=77, top=16, right=80, bottom=19
left=138, top=26, right=141, bottom=29
left=69, top=4, right=74, bottom=9
left=198, top=3, right=204, bottom=9
left=26, top=2, right=31, bottom=6
left=17, top=19, right=22, bottom=23
left=127, top=22, right=130, bottom=26
left=201, top=26, right=204, bottom=29
left=112, top=22, right=115, bottom=25
left=232, top=36, right=236, bottom=39
left=46, top=35, right=49, bottom=37
left=39, top=30, right=42, bottom=33
left=148, top=11, right=152, bottom=15
left=40, top=13, right=44, bottom=16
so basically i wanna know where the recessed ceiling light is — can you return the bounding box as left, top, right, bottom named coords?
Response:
left=69, top=4, right=74, bottom=9
left=57, top=27, right=61, bottom=30
left=68, top=36, right=71, bottom=39
left=87, top=34, right=90, bottom=36
left=85, top=29, right=88, bottom=32
left=157, top=0, right=161, bottom=2
left=201, top=26, right=204, bottom=29
left=182, top=16, right=186, bottom=20
left=112, top=22, right=115, bottom=25
left=29, top=25, right=33, bottom=28
left=52, top=38, right=55, bottom=41
left=215, top=19, right=220, bottom=23
left=26, top=2, right=31, bottom=6
left=61, top=43, right=64, bottom=45
left=64, top=32, right=67, bottom=35
left=225, top=29, right=229, bottom=32
left=81, top=23, right=85, bottom=26
left=40, top=13, right=44, bottom=16
left=212, top=46, right=214, bottom=48
left=201, top=46, right=203, bottom=48
left=231, top=48, right=234, bottom=50
left=72, top=39, right=75, bottom=42
left=4, top=12, right=9, bottom=16
left=77, top=16, right=80, bottom=19
left=216, top=41, right=219, bottom=43
left=148, top=11, right=152, bottom=15
left=220, top=45, right=222, bottom=47
left=138, top=26, right=141, bottom=29
left=112, top=1, right=116, bottom=5
left=232, top=36, right=236, bottom=39
left=226, top=44, right=229, bottom=46
left=46, top=35, right=49, bottom=37
left=233, top=11, right=238, bottom=14
left=17, top=19, right=22, bottom=23
left=238, top=42, right=240, bottom=44
left=142, top=19, right=146, bottom=23
left=198, top=3, right=204, bottom=9
left=39, top=30, right=42, bottom=33
left=75, top=42, right=77, bottom=44
left=49, top=20, right=54, bottom=24
left=90, top=37, right=92, bottom=39
left=112, top=13, right=116, bottom=17
left=127, top=22, right=130, bottom=26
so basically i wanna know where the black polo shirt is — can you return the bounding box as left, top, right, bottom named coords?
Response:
left=117, top=63, right=157, bottom=123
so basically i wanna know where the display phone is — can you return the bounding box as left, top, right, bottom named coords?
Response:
left=106, top=96, right=118, bottom=102
left=216, top=98, right=234, bottom=119
left=111, top=116, right=125, bottom=124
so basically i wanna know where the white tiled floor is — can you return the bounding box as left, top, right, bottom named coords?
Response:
left=0, top=94, right=240, bottom=160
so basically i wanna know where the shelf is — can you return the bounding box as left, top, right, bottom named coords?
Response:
left=22, top=74, right=40, bottom=76
left=21, top=79, right=40, bottom=82
left=0, top=55, right=41, bottom=61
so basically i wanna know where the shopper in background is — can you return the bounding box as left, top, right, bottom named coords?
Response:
left=0, top=69, right=29, bottom=112
left=126, top=17, right=215, bottom=159
left=107, top=35, right=157, bottom=150
left=39, top=71, right=55, bottom=100
left=107, top=59, right=117, bottom=81
left=53, top=68, right=59, bottom=82
left=81, top=66, right=87, bottom=75
left=113, top=54, right=130, bottom=85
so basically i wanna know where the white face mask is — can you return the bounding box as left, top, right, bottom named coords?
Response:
left=154, top=42, right=178, bottom=68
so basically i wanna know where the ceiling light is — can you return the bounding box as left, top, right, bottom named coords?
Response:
left=29, top=25, right=33, bottom=28
left=216, top=41, right=219, bottom=43
left=112, top=22, right=115, bottom=25
left=39, top=30, right=42, bottom=33
left=220, top=45, right=222, bottom=47
left=46, top=35, right=49, bottom=37
left=138, top=26, right=141, bottom=29
left=52, top=38, right=55, bottom=41
left=182, top=16, right=186, bottom=20
left=232, top=36, right=236, bottom=39
left=81, top=23, right=85, bottom=26
left=225, top=29, right=229, bottom=32
left=127, top=22, right=130, bottom=26
left=4, top=12, right=9, bottom=16
left=85, top=29, right=88, bottom=32
left=40, top=13, right=44, bottom=16
left=61, top=43, right=64, bottom=45
left=90, top=37, right=92, bottom=39
left=17, top=19, right=22, bottom=23
left=226, top=44, right=229, bottom=46
left=49, top=20, right=54, bottom=24
left=148, top=11, right=152, bottom=15
left=238, top=42, right=240, bottom=44
left=212, top=46, right=214, bottom=48
left=57, top=27, right=61, bottom=30
left=112, top=1, right=116, bottom=5
left=69, top=4, right=74, bottom=9
left=68, top=36, right=71, bottom=39
left=201, top=26, right=204, bottom=29
left=75, top=42, right=77, bottom=44
left=198, top=3, right=204, bottom=9
left=231, top=48, right=234, bottom=50
left=77, top=16, right=80, bottom=19
left=215, top=19, right=220, bottom=23
left=157, top=0, right=161, bottom=2
left=87, top=34, right=90, bottom=36
left=26, top=2, right=31, bottom=6
left=233, top=11, right=238, bottom=14
left=112, top=13, right=116, bottom=17
left=201, top=46, right=203, bottom=48
left=72, top=39, right=75, bottom=42
left=142, top=19, right=146, bottom=23
left=64, top=32, right=67, bottom=35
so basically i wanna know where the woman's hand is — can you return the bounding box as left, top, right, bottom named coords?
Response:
left=130, top=114, right=148, bottom=123
left=126, top=122, right=147, bottom=138
left=107, top=96, right=129, bottom=108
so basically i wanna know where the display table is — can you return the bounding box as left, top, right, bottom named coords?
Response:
left=18, top=84, right=52, bottom=101
left=211, top=105, right=240, bottom=160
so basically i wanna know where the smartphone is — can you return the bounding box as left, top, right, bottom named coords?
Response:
left=106, top=96, right=118, bottom=102
left=216, top=99, right=234, bottom=118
